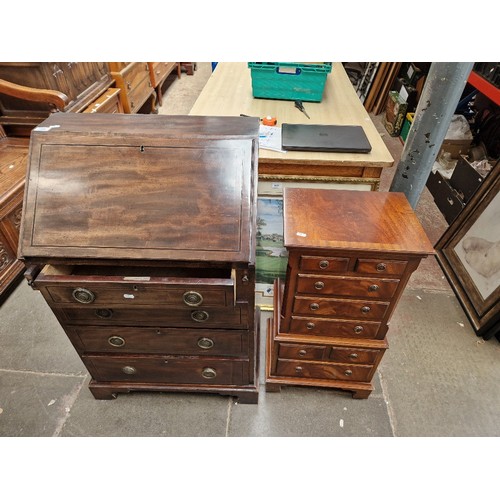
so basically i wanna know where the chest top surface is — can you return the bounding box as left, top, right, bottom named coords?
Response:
left=283, top=187, right=435, bottom=255
left=19, top=113, right=259, bottom=264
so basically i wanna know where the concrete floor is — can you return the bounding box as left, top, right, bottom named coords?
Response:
left=1, top=63, right=499, bottom=438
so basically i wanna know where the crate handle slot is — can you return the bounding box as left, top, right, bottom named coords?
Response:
left=276, top=66, right=301, bottom=75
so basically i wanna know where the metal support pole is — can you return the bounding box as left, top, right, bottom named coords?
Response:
left=390, top=62, right=474, bottom=208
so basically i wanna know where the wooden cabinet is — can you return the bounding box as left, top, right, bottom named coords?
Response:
left=19, top=113, right=261, bottom=403
left=266, top=188, right=435, bottom=398
left=108, top=62, right=156, bottom=113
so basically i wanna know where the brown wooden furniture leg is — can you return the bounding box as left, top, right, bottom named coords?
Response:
left=352, top=389, right=372, bottom=399
left=233, top=391, right=259, bottom=404
left=89, top=385, right=118, bottom=400
left=265, top=382, right=282, bottom=393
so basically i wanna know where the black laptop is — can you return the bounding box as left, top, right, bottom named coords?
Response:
left=281, top=123, right=372, bottom=153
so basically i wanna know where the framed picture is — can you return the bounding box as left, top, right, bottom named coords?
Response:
left=255, top=175, right=372, bottom=309
left=435, top=164, right=500, bottom=336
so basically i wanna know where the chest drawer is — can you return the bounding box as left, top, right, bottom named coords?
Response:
left=84, top=355, right=249, bottom=385
left=296, top=274, right=400, bottom=299
left=83, top=88, right=122, bottom=114
left=290, top=316, right=381, bottom=338
left=120, top=62, right=150, bottom=92
left=276, top=359, right=373, bottom=382
left=68, top=325, right=248, bottom=356
left=354, top=258, right=408, bottom=276
left=149, top=62, right=177, bottom=87
left=55, top=305, right=247, bottom=328
left=278, top=343, right=325, bottom=361
left=127, top=75, right=153, bottom=112
left=299, top=256, right=349, bottom=273
left=293, top=296, right=389, bottom=320
left=328, top=346, right=382, bottom=365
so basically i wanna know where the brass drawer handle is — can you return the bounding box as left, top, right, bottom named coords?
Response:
left=191, top=310, right=209, bottom=322
left=353, top=325, right=364, bottom=334
left=295, top=366, right=303, bottom=374
left=349, top=353, right=359, bottom=359
left=122, top=366, right=136, bottom=375
left=298, top=349, right=307, bottom=357
left=108, top=336, right=125, bottom=347
left=197, top=337, right=214, bottom=350
left=306, top=322, right=315, bottom=330
left=126, top=82, right=132, bottom=90
left=310, top=303, right=320, bottom=311
left=361, top=306, right=371, bottom=314
left=95, top=308, right=113, bottom=319
left=183, top=291, right=204, bottom=306
left=319, top=260, right=329, bottom=269
left=314, top=281, right=325, bottom=290
left=376, top=263, right=387, bottom=272
left=344, top=369, right=353, bottom=376
left=368, top=284, right=380, bottom=292
left=72, top=287, right=95, bottom=304
left=201, top=367, right=217, bottom=379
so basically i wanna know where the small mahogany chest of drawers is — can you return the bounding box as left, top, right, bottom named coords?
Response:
left=19, top=113, right=260, bottom=403
left=266, top=188, right=435, bottom=398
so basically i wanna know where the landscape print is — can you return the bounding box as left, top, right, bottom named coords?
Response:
left=256, top=197, right=288, bottom=284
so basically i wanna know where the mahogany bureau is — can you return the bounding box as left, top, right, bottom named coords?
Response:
left=19, top=113, right=260, bottom=403
left=266, top=188, right=435, bottom=398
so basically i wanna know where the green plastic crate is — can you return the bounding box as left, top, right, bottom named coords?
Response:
left=248, top=62, right=332, bottom=102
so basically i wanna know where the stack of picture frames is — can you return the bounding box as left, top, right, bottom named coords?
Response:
left=363, top=62, right=402, bottom=115
left=435, top=162, right=500, bottom=340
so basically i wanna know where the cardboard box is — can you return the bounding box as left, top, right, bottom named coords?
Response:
left=384, top=91, right=407, bottom=137
left=439, top=115, right=473, bottom=159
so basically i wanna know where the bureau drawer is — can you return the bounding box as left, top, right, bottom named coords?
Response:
left=36, top=266, right=234, bottom=308
left=278, top=343, right=325, bottom=361
left=328, top=345, right=382, bottom=365
left=68, top=325, right=248, bottom=356
left=290, top=316, right=381, bottom=338
left=84, top=355, right=249, bottom=385
left=276, top=359, right=373, bottom=382
left=120, top=62, right=150, bottom=92
left=296, top=274, right=399, bottom=299
left=354, top=258, right=408, bottom=276
left=293, top=296, right=389, bottom=320
left=127, top=75, right=153, bottom=112
left=56, top=305, right=247, bottom=328
left=149, top=62, right=177, bottom=87
left=83, top=88, right=122, bottom=114
left=299, top=256, right=349, bottom=273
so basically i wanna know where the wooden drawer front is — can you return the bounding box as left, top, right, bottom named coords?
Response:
left=293, top=296, right=389, bottom=320
left=328, top=346, right=382, bottom=365
left=84, top=355, right=248, bottom=385
left=296, top=274, right=399, bottom=299
left=57, top=305, right=247, bottom=328
left=354, top=258, right=407, bottom=276
left=278, top=343, right=325, bottom=361
left=83, top=88, right=122, bottom=114
left=150, top=62, right=176, bottom=87
left=68, top=326, right=248, bottom=356
left=127, top=75, right=153, bottom=112
left=42, top=281, right=233, bottom=308
left=121, top=62, right=150, bottom=92
left=299, top=256, right=349, bottom=273
left=276, top=359, right=373, bottom=382
left=290, top=317, right=381, bottom=338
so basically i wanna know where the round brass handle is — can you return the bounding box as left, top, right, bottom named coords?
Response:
left=376, top=263, right=387, bottom=272
left=310, top=303, right=320, bottom=311
left=361, top=306, right=371, bottom=314
left=72, top=287, right=95, bottom=304
left=183, top=291, right=204, bottom=306
left=108, top=336, right=125, bottom=347
left=95, top=308, right=113, bottom=319
left=122, top=366, right=136, bottom=375
left=314, top=281, right=325, bottom=290
left=349, top=353, right=359, bottom=359
left=353, top=325, right=364, bottom=334
left=306, top=322, right=315, bottom=330
left=319, top=260, right=329, bottom=269
left=344, top=370, right=353, bottom=376
left=368, top=284, right=380, bottom=292
left=191, top=310, right=209, bottom=322
left=295, top=366, right=303, bottom=374
left=298, top=349, right=307, bottom=357
left=197, top=337, right=214, bottom=350
left=126, top=82, right=132, bottom=90
left=201, top=367, right=217, bottom=379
